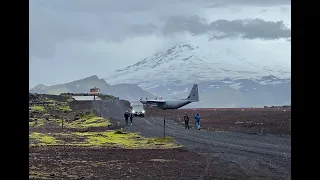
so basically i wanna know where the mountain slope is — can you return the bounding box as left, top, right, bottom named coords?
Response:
left=104, top=44, right=291, bottom=107
left=105, top=44, right=290, bottom=89
left=30, top=75, right=154, bottom=101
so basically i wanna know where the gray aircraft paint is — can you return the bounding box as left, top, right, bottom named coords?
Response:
left=140, top=84, right=199, bottom=110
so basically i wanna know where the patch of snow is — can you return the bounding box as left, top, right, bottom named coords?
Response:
left=229, top=82, right=242, bottom=90
left=104, top=44, right=291, bottom=88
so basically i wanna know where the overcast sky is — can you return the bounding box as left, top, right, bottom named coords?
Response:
left=29, top=0, right=291, bottom=88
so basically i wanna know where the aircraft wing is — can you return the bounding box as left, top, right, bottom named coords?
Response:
left=140, top=100, right=166, bottom=105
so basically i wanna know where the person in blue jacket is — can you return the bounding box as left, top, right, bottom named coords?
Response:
left=194, top=113, right=201, bottom=130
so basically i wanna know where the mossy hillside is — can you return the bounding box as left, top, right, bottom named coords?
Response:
left=29, top=132, right=61, bottom=145
left=29, top=113, right=109, bottom=129
left=74, top=131, right=180, bottom=148
left=47, top=101, right=72, bottom=112
left=63, top=113, right=110, bottom=129
left=29, top=131, right=181, bottom=149
left=29, top=121, right=35, bottom=126
left=29, top=118, right=46, bottom=127
left=29, top=171, right=53, bottom=180
left=29, top=118, right=62, bottom=127
left=30, top=105, right=46, bottom=113
left=30, top=101, right=71, bottom=114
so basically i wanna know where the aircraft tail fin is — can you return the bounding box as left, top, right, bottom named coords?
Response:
left=186, top=84, right=199, bottom=102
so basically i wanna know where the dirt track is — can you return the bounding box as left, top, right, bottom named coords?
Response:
left=122, top=114, right=291, bottom=180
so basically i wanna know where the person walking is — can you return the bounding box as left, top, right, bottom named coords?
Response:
left=124, top=110, right=130, bottom=126
left=130, top=112, right=134, bottom=125
left=194, top=113, right=201, bottom=130
left=183, top=113, right=190, bottom=129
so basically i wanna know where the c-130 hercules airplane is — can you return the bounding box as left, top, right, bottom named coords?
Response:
left=140, top=84, right=199, bottom=110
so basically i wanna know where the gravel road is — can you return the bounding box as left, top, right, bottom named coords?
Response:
left=123, top=116, right=291, bottom=180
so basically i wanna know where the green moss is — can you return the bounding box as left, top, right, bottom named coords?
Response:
left=114, top=129, right=125, bottom=134
left=59, top=105, right=72, bottom=112
left=64, top=115, right=110, bottom=129
left=30, top=105, right=46, bottom=112
left=29, top=131, right=181, bottom=148
left=46, top=99, right=56, bottom=103
left=29, top=132, right=59, bottom=144
left=42, top=99, right=72, bottom=112
left=88, top=135, right=109, bottom=145
left=71, top=131, right=181, bottom=148
left=29, top=171, right=52, bottom=179
left=29, top=118, right=46, bottom=127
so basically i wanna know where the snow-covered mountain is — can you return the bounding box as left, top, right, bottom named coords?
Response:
left=104, top=44, right=291, bottom=107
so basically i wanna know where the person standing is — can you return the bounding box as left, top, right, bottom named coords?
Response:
left=124, top=110, right=130, bottom=126
left=130, top=112, right=134, bottom=125
left=183, top=113, right=190, bottom=129
left=194, top=113, right=201, bottom=130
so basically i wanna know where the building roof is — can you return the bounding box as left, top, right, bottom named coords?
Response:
left=72, top=96, right=101, bottom=101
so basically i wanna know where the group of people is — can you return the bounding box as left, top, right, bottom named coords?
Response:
left=183, top=112, right=201, bottom=130
left=124, top=110, right=134, bottom=126
left=124, top=110, right=202, bottom=130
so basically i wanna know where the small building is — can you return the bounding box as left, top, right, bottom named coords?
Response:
left=90, top=87, right=100, bottom=95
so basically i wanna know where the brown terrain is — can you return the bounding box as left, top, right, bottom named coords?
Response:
left=29, top=93, right=291, bottom=179
left=145, top=107, right=291, bottom=136
left=30, top=146, right=241, bottom=180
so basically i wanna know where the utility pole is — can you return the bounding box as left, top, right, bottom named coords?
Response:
left=163, top=116, right=166, bottom=138
left=163, top=109, right=166, bottom=139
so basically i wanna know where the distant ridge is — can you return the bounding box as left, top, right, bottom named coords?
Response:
left=30, top=75, right=155, bottom=101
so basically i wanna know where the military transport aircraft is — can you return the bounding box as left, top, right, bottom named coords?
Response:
left=140, top=84, right=199, bottom=110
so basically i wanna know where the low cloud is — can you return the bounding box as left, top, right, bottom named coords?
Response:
left=29, top=0, right=291, bottom=59
left=155, top=16, right=290, bottom=40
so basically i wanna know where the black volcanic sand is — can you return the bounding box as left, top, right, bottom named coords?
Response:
left=29, top=146, right=249, bottom=180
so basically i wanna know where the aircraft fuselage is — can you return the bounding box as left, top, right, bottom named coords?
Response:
left=141, top=100, right=192, bottom=110
left=140, top=84, right=199, bottom=110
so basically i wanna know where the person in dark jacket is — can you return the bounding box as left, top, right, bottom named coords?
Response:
left=183, top=113, right=190, bottom=129
left=194, top=113, right=201, bottom=130
left=124, top=110, right=130, bottom=125
left=130, top=112, right=134, bottom=125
